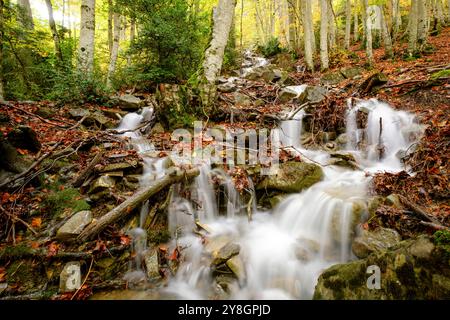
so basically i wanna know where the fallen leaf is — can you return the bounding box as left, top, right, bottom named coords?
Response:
left=31, top=217, right=42, bottom=228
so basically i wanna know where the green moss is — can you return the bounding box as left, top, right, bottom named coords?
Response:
left=44, top=188, right=90, bottom=217
left=0, top=244, right=34, bottom=260
left=430, top=69, right=450, bottom=80
left=148, top=229, right=171, bottom=244
left=434, top=230, right=450, bottom=259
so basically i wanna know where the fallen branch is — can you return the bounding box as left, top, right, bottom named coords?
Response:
left=77, top=167, right=200, bottom=242
left=397, top=195, right=444, bottom=227
left=419, top=221, right=449, bottom=231
left=72, top=151, right=104, bottom=188
left=0, top=142, right=61, bottom=189
left=1, top=102, right=70, bottom=128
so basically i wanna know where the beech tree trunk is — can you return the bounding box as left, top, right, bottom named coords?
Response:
left=328, top=0, right=336, bottom=49
left=392, top=0, right=401, bottom=40
left=354, top=0, right=359, bottom=42
left=381, top=6, right=394, bottom=58
left=17, top=0, right=34, bottom=30
left=198, top=0, right=237, bottom=112
left=79, top=0, right=96, bottom=74
left=108, top=0, right=113, bottom=54
left=45, top=0, right=63, bottom=64
left=408, top=0, right=419, bottom=55
left=417, top=0, right=428, bottom=50
left=363, top=0, right=374, bottom=65
left=320, top=0, right=329, bottom=70
left=127, top=18, right=136, bottom=67
left=345, top=0, right=352, bottom=50
left=0, top=0, right=4, bottom=101
left=107, top=12, right=121, bottom=88
left=301, top=0, right=314, bottom=71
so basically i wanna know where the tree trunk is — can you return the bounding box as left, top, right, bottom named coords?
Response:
left=0, top=0, right=4, bottom=101
left=301, top=0, right=314, bottom=71
left=345, top=0, right=352, bottom=49
left=363, top=0, right=374, bottom=65
left=198, top=0, right=237, bottom=112
left=392, top=0, right=401, bottom=40
left=417, top=0, right=428, bottom=50
left=77, top=168, right=200, bottom=242
left=320, top=0, right=329, bottom=70
left=107, top=12, right=121, bottom=88
left=360, top=0, right=367, bottom=42
left=127, top=17, right=136, bottom=67
left=17, top=0, right=34, bottom=30
left=328, top=0, right=336, bottom=49
left=288, top=0, right=297, bottom=50
left=354, top=0, right=359, bottom=42
left=108, top=0, right=113, bottom=54
left=436, top=0, right=445, bottom=26
left=408, top=0, right=419, bottom=55
left=381, top=6, right=394, bottom=58
left=78, top=0, right=96, bottom=74
left=45, top=0, right=63, bottom=64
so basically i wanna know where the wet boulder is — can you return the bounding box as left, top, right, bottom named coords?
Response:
left=7, top=126, right=41, bottom=152
left=212, top=243, right=241, bottom=265
left=352, top=228, right=402, bottom=259
left=321, top=72, right=345, bottom=85
left=328, top=152, right=359, bottom=170
left=257, top=162, right=324, bottom=193
left=88, top=175, right=117, bottom=194
left=118, top=94, right=145, bottom=111
left=314, top=235, right=450, bottom=300
left=298, top=86, right=328, bottom=104
left=144, top=248, right=161, bottom=281
left=278, top=87, right=302, bottom=103
left=56, top=210, right=93, bottom=241
left=359, top=72, right=389, bottom=93
left=60, top=262, right=81, bottom=293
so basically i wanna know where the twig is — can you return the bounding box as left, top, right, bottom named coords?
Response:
left=2, top=102, right=70, bottom=128
left=72, top=150, right=104, bottom=188
left=70, top=257, right=94, bottom=300
left=420, top=221, right=449, bottom=231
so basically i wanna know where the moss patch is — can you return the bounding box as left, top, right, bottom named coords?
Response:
left=44, top=188, right=91, bottom=217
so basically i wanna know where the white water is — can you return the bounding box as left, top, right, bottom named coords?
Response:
left=114, top=61, right=424, bottom=300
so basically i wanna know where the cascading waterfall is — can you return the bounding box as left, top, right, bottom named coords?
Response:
left=112, top=56, right=424, bottom=299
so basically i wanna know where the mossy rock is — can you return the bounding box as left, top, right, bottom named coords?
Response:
left=44, top=188, right=91, bottom=218
left=257, top=162, right=324, bottom=194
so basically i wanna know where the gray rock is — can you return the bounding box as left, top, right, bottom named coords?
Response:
left=385, top=194, right=402, bottom=208
left=99, top=161, right=138, bottom=173
left=0, top=139, right=30, bottom=173
left=321, top=72, right=345, bottom=85
left=336, top=133, right=348, bottom=145
left=7, top=126, right=41, bottom=152
left=257, top=162, right=324, bottom=193
left=35, top=107, right=55, bottom=119
left=68, top=108, right=90, bottom=119
left=352, top=228, right=402, bottom=259
left=218, top=82, right=237, bottom=93
left=278, top=87, right=301, bottom=103
left=118, top=94, right=144, bottom=111
left=59, top=262, right=81, bottom=293
left=150, top=123, right=165, bottom=135
left=56, top=210, right=93, bottom=240
left=234, top=92, right=252, bottom=106
left=298, top=86, right=328, bottom=104
left=408, top=235, right=435, bottom=259
left=341, top=67, right=364, bottom=79
left=212, top=243, right=241, bottom=265
left=89, top=175, right=116, bottom=194
left=144, top=249, right=161, bottom=280
left=226, top=255, right=246, bottom=283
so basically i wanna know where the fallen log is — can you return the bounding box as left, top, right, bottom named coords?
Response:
left=77, top=167, right=200, bottom=242
left=397, top=194, right=444, bottom=227
left=72, top=151, right=104, bottom=188
left=420, top=221, right=450, bottom=231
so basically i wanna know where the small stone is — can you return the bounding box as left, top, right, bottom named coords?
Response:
left=408, top=235, right=435, bottom=259
left=99, top=161, right=138, bottom=173
left=89, top=175, right=116, bottom=194
left=234, top=92, right=252, bottom=106
left=35, top=107, right=55, bottom=119
left=226, top=255, right=246, bottom=282
left=278, top=87, right=301, bottom=103
left=340, top=67, right=364, bottom=79
left=150, top=123, right=165, bottom=135
left=68, top=108, right=90, bottom=119
left=118, top=94, right=144, bottom=111
left=59, top=262, right=81, bottom=293
left=321, top=72, right=345, bottom=85
left=298, top=86, right=328, bottom=104
left=385, top=194, right=402, bottom=208
left=218, top=82, right=237, bottom=93
left=56, top=210, right=93, bottom=240
left=144, top=249, right=161, bottom=280
left=212, top=243, right=240, bottom=265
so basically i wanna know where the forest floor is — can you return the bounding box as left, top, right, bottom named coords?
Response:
left=0, top=28, right=449, bottom=299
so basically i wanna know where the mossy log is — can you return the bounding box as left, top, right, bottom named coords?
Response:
left=77, top=167, right=200, bottom=242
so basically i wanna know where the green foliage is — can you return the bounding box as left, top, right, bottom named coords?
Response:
left=434, top=230, right=450, bottom=258
left=431, top=69, right=450, bottom=80
left=148, top=229, right=171, bottom=244
left=257, top=37, right=285, bottom=58
left=44, top=187, right=91, bottom=217
left=118, top=0, right=210, bottom=85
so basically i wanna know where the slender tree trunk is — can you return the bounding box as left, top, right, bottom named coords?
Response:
left=198, top=0, right=237, bottom=111
left=392, top=0, right=401, bottom=40
left=408, top=0, right=419, bottom=55
left=45, top=0, right=63, bottom=64
left=108, top=0, right=113, bottom=55
left=17, top=0, right=34, bottom=30
left=240, top=0, right=244, bottom=48
left=320, top=0, right=329, bottom=70
left=354, top=0, right=359, bottom=42
left=301, top=0, right=314, bottom=71
left=417, top=0, right=428, bottom=50
left=127, top=17, right=135, bottom=67
left=360, top=0, right=367, bottom=43
left=345, top=0, right=352, bottom=49
left=68, top=0, right=72, bottom=38
left=78, top=0, right=95, bottom=74
left=381, top=6, right=394, bottom=58
left=436, top=0, right=445, bottom=25
left=107, top=13, right=121, bottom=88
left=363, top=0, right=374, bottom=65
left=0, top=0, right=4, bottom=101
left=328, top=0, right=336, bottom=49
left=288, top=0, right=297, bottom=50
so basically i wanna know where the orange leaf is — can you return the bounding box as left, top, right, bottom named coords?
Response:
left=120, top=235, right=130, bottom=246
left=1, top=193, right=10, bottom=203
left=47, top=242, right=59, bottom=257
left=31, top=217, right=42, bottom=228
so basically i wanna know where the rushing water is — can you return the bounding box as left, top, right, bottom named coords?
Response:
left=108, top=59, right=424, bottom=300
